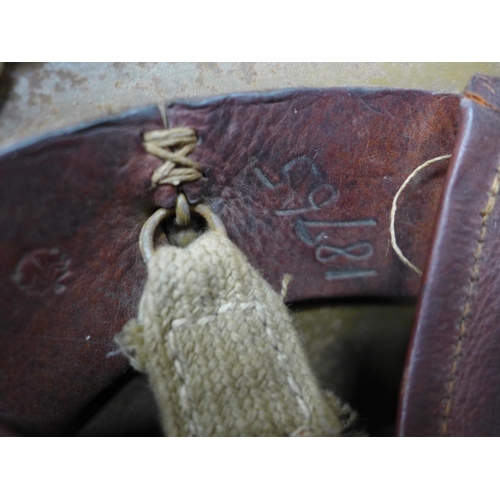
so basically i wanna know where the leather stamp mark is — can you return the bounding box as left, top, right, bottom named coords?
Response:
left=255, top=156, right=377, bottom=280
left=12, top=248, right=72, bottom=296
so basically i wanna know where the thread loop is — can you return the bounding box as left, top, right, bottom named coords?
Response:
left=144, top=128, right=202, bottom=187
left=175, top=192, right=191, bottom=227
left=390, top=154, right=452, bottom=275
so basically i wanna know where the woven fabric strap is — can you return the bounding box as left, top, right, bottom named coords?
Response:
left=116, top=230, right=352, bottom=436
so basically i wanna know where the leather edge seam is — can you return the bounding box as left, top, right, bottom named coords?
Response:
left=441, top=161, right=500, bottom=436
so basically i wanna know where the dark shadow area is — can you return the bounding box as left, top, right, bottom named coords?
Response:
left=292, top=299, right=416, bottom=437
left=0, top=63, right=16, bottom=116
left=65, top=370, right=162, bottom=437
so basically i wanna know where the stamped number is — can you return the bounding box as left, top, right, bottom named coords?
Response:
left=255, top=156, right=377, bottom=280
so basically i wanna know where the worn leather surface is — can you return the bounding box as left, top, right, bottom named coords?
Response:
left=398, top=75, right=500, bottom=436
left=0, top=88, right=459, bottom=435
left=169, top=90, right=459, bottom=298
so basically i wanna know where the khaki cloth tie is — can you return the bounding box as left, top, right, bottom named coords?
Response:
left=116, top=230, right=354, bottom=436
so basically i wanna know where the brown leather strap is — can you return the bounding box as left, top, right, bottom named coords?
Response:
left=399, top=75, right=500, bottom=436
left=168, top=90, right=459, bottom=300
left=0, top=88, right=459, bottom=435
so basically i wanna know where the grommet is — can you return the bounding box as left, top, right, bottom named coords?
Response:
left=139, top=205, right=227, bottom=263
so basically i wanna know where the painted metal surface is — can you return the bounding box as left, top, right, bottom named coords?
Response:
left=1, top=62, right=500, bottom=148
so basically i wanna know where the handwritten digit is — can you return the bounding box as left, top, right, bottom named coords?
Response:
left=276, top=184, right=339, bottom=216
left=294, top=218, right=377, bottom=246
left=254, top=167, right=276, bottom=189
left=294, top=218, right=316, bottom=246
left=301, top=219, right=377, bottom=228
left=282, top=156, right=320, bottom=186
left=308, top=184, right=339, bottom=210
left=325, top=269, right=377, bottom=280
left=315, top=242, right=373, bottom=263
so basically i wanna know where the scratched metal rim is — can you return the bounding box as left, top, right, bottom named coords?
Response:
left=139, top=205, right=227, bottom=263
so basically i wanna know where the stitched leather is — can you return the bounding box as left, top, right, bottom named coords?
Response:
left=0, top=88, right=459, bottom=435
left=398, top=75, right=500, bottom=436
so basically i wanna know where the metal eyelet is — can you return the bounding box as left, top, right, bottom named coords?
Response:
left=139, top=205, right=227, bottom=263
